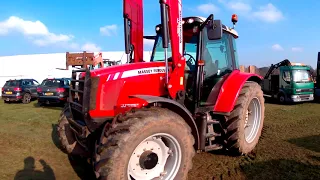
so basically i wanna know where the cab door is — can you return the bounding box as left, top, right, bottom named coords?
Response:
left=200, top=31, right=235, bottom=103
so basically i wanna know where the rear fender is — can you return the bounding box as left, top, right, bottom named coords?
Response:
left=213, top=70, right=262, bottom=113
left=131, top=95, right=200, bottom=150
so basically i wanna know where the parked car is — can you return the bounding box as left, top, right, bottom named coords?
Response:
left=1, top=79, right=39, bottom=104
left=37, top=78, right=71, bottom=105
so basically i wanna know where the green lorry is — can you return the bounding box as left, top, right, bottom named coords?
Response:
left=261, top=59, right=314, bottom=103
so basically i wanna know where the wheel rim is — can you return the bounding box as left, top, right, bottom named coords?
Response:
left=244, top=97, right=262, bottom=143
left=279, top=95, right=285, bottom=102
left=127, top=133, right=182, bottom=180
left=25, top=94, right=31, bottom=103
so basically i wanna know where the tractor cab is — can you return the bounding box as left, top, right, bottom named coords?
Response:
left=148, top=15, right=240, bottom=106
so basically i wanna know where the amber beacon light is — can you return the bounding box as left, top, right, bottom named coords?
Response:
left=231, top=14, right=238, bottom=28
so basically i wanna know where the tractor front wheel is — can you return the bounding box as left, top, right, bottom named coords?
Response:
left=57, top=106, right=88, bottom=157
left=225, top=81, right=265, bottom=155
left=94, top=107, right=195, bottom=180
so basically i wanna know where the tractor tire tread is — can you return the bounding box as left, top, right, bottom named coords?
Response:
left=225, top=81, right=265, bottom=155
left=57, top=106, right=87, bottom=156
left=94, top=107, right=195, bottom=180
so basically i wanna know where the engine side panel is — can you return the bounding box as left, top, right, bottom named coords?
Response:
left=89, top=62, right=168, bottom=118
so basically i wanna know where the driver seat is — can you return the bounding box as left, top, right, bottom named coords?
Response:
left=203, top=47, right=218, bottom=77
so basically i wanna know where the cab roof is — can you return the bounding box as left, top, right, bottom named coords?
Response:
left=154, top=16, right=239, bottom=38
left=183, top=16, right=239, bottom=38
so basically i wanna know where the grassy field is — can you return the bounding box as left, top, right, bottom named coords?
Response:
left=0, top=100, right=319, bottom=180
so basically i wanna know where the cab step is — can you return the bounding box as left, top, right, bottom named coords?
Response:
left=205, top=144, right=223, bottom=152
left=206, top=132, right=221, bottom=138
left=207, top=119, right=220, bottom=125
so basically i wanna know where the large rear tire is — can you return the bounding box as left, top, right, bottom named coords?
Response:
left=57, top=106, right=88, bottom=156
left=225, top=81, right=265, bottom=155
left=94, top=107, right=195, bottom=180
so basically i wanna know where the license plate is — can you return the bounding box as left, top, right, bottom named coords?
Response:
left=5, top=92, right=12, bottom=95
left=45, top=92, right=54, bottom=96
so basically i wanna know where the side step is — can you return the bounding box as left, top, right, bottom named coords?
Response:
left=206, top=132, right=221, bottom=138
left=207, top=119, right=219, bottom=125
left=205, top=144, right=223, bottom=151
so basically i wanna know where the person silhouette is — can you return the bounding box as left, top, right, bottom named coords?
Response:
left=14, top=157, right=55, bottom=180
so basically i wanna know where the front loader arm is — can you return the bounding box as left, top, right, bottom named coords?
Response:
left=123, top=0, right=143, bottom=63
left=161, top=0, right=186, bottom=99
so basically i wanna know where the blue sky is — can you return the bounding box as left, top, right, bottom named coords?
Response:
left=0, top=0, right=320, bottom=68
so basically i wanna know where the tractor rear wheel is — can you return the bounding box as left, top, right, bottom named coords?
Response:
left=57, top=106, right=88, bottom=156
left=94, top=107, right=195, bottom=180
left=225, top=81, right=265, bottom=155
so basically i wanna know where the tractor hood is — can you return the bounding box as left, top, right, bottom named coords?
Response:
left=90, top=61, right=167, bottom=78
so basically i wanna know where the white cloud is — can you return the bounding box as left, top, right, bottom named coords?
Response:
left=81, top=43, right=101, bottom=52
left=291, top=47, right=303, bottom=52
left=252, top=3, right=284, bottom=23
left=100, top=24, right=118, bottom=36
left=228, top=2, right=252, bottom=12
left=0, top=16, right=74, bottom=46
left=272, top=44, right=284, bottom=51
left=218, top=0, right=251, bottom=13
left=196, top=3, right=219, bottom=14
left=218, top=1, right=284, bottom=23
left=0, top=16, right=102, bottom=52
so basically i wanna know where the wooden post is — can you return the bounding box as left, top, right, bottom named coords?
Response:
left=240, top=65, right=246, bottom=72
left=66, top=52, right=69, bottom=70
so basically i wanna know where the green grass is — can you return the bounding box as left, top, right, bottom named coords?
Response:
left=0, top=100, right=319, bottom=180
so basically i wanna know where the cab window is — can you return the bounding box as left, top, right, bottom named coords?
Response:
left=231, top=36, right=239, bottom=69
left=283, top=71, right=291, bottom=82
left=201, top=30, right=233, bottom=78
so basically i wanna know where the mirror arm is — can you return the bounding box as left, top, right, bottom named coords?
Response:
left=200, top=14, right=214, bottom=31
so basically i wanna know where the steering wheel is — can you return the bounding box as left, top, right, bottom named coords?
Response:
left=183, top=53, right=196, bottom=68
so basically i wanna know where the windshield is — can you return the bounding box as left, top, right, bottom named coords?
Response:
left=152, top=36, right=170, bottom=61
left=292, top=70, right=311, bottom=82
left=151, top=29, right=198, bottom=65
left=41, top=79, right=62, bottom=87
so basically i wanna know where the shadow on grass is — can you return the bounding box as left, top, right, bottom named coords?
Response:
left=240, top=159, right=320, bottom=180
left=14, top=157, right=55, bottom=180
left=68, top=155, right=97, bottom=180
left=51, top=119, right=96, bottom=180
left=33, top=101, right=64, bottom=111
left=264, top=97, right=301, bottom=106
left=287, top=135, right=320, bottom=153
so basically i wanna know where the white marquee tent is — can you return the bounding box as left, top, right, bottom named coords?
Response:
left=0, top=51, right=152, bottom=96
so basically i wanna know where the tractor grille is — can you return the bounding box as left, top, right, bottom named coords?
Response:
left=69, top=68, right=91, bottom=124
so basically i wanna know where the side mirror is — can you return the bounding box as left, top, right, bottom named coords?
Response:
left=207, top=20, right=222, bottom=40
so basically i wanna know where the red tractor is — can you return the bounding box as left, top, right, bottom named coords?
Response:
left=57, top=0, right=265, bottom=179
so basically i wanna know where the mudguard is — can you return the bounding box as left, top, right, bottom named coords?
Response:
left=131, top=95, right=200, bottom=150
left=213, top=70, right=262, bottom=113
